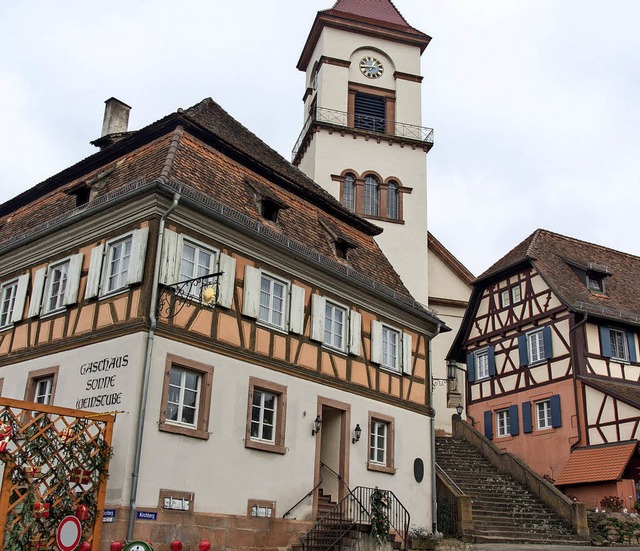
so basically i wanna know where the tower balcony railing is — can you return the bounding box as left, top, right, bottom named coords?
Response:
left=292, top=106, right=434, bottom=162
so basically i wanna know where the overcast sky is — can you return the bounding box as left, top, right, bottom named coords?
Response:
left=1, top=1, right=639, bottom=276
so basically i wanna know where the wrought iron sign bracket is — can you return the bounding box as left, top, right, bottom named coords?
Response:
left=158, top=271, right=223, bottom=321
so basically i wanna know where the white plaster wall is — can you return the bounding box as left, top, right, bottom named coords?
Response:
left=0, top=333, right=147, bottom=504
left=135, top=336, right=433, bottom=527
left=427, top=250, right=471, bottom=304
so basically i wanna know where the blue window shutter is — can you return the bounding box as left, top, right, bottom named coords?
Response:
left=518, top=335, right=528, bottom=366
left=509, top=405, right=519, bottom=436
left=488, top=346, right=496, bottom=377
left=522, top=402, right=533, bottom=433
left=543, top=326, right=553, bottom=359
left=466, top=352, right=476, bottom=383
left=484, top=410, right=493, bottom=440
left=627, top=332, right=637, bottom=363
left=550, top=395, right=562, bottom=428
left=600, top=326, right=612, bottom=358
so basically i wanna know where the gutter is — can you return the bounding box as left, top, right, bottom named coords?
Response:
left=428, top=323, right=442, bottom=534
left=127, top=191, right=181, bottom=539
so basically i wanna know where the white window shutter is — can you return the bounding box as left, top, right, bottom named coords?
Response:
left=242, top=265, right=262, bottom=318
left=28, top=267, right=47, bottom=318
left=216, top=253, right=236, bottom=309
left=289, top=285, right=305, bottom=334
left=11, top=274, right=30, bottom=323
left=63, top=253, right=84, bottom=306
left=310, top=295, right=326, bottom=342
left=402, top=332, right=413, bottom=375
left=159, top=229, right=182, bottom=285
left=126, top=227, right=149, bottom=285
left=371, top=320, right=383, bottom=364
left=85, top=244, right=105, bottom=299
left=348, top=310, right=362, bottom=356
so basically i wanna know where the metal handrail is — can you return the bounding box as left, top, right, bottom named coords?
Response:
left=282, top=472, right=323, bottom=519
left=301, top=486, right=410, bottom=551
left=292, top=106, right=434, bottom=160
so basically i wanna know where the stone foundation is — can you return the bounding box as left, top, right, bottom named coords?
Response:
left=589, top=512, right=640, bottom=546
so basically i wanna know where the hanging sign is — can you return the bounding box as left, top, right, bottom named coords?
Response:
left=56, top=515, right=82, bottom=551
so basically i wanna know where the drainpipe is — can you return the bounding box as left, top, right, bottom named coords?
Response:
left=428, top=323, right=442, bottom=534
left=569, top=313, right=588, bottom=450
left=127, top=192, right=181, bottom=539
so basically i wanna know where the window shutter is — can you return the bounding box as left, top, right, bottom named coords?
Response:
left=371, top=320, right=383, bottom=364
left=518, top=335, right=528, bottom=366
left=85, top=244, right=105, bottom=299
left=242, top=265, right=262, bottom=319
left=10, top=273, right=30, bottom=323
left=627, top=332, right=637, bottom=363
left=488, top=346, right=496, bottom=377
left=509, top=404, right=519, bottom=436
left=550, top=394, right=562, bottom=428
left=600, top=326, right=612, bottom=358
left=126, top=227, right=149, bottom=285
left=310, top=295, right=326, bottom=341
left=159, top=229, right=181, bottom=285
left=63, top=253, right=84, bottom=306
left=28, top=267, right=47, bottom=318
left=402, top=332, right=413, bottom=375
left=216, top=253, right=236, bottom=309
left=522, top=402, right=533, bottom=433
left=349, top=310, right=362, bottom=356
left=466, top=352, right=476, bottom=383
left=483, top=410, right=493, bottom=440
left=289, top=285, right=305, bottom=334
left=543, top=326, right=553, bottom=359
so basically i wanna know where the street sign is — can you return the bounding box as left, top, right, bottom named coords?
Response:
left=136, top=510, right=158, bottom=521
left=102, top=508, right=116, bottom=523
left=56, top=515, right=82, bottom=551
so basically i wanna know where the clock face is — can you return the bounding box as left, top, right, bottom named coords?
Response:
left=360, top=56, right=384, bottom=79
left=124, top=542, right=153, bottom=551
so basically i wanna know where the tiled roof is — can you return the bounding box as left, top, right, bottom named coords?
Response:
left=325, top=0, right=414, bottom=31
left=581, top=376, right=640, bottom=409
left=476, top=229, right=640, bottom=325
left=555, top=441, right=637, bottom=486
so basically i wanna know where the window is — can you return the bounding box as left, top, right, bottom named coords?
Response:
left=25, top=367, right=59, bottom=405
left=536, top=400, right=552, bottom=430
left=159, top=355, right=213, bottom=439
left=518, top=326, right=552, bottom=367
left=511, top=284, right=522, bottom=303
left=382, top=326, right=400, bottom=371
left=44, top=260, right=75, bottom=314
left=245, top=378, right=287, bottom=454
left=85, top=228, right=149, bottom=299
left=324, top=301, right=347, bottom=351
left=587, top=274, right=604, bottom=293
left=342, top=173, right=356, bottom=211
left=501, top=285, right=521, bottom=308
left=363, top=175, right=379, bottom=217
left=501, top=289, right=510, bottom=307
left=367, top=412, right=395, bottom=474
left=476, top=350, right=490, bottom=380
left=371, top=321, right=412, bottom=374
left=242, top=266, right=305, bottom=335
left=180, top=241, right=215, bottom=282
left=497, top=409, right=510, bottom=438
left=259, top=274, right=287, bottom=329
left=610, top=329, right=628, bottom=361
left=0, top=279, right=18, bottom=327
left=386, top=181, right=399, bottom=220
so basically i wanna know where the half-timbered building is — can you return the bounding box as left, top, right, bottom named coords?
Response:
left=449, top=229, right=640, bottom=509
left=0, top=93, right=446, bottom=548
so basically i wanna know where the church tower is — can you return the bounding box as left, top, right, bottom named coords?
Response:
left=294, top=0, right=433, bottom=305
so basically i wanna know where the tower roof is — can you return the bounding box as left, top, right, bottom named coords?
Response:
left=297, top=0, right=431, bottom=71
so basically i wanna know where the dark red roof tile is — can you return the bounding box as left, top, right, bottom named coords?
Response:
left=555, top=441, right=637, bottom=486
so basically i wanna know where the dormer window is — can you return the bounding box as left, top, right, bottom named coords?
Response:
left=564, top=257, right=611, bottom=295
left=245, top=177, right=288, bottom=224
left=67, top=184, right=92, bottom=207
left=587, top=274, right=605, bottom=293
left=333, top=238, right=354, bottom=260
left=260, top=199, right=282, bottom=223
left=318, top=217, right=358, bottom=261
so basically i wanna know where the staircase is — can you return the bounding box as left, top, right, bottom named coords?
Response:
left=436, top=437, right=586, bottom=546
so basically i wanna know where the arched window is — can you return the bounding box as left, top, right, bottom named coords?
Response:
left=342, top=173, right=356, bottom=212
left=387, top=181, right=399, bottom=219
left=363, top=175, right=379, bottom=217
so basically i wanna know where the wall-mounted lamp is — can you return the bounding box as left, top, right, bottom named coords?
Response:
left=312, top=416, right=322, bottom=436
left=352, top=424, right=362, bottom=444
left=447, top=360, right=458, bottom=380
left=456, top=404, right=463, bottom=417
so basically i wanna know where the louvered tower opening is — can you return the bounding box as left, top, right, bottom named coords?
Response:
left=354, top=93, right=386, bottom=133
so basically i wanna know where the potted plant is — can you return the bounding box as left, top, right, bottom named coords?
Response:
left=409, top=526, right=440, bottom=550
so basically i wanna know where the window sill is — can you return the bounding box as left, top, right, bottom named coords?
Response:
left=532, top=427, right=555, bottom=436
left=367, top=462, right=396, bottom=475
left=527, top=360, right=547, bottom=368
left=379, top=365, right=402, bottom=375
left=256, top=319, right=289, bottom=335
left=159, top=421, right=210, bottom=440
left=245, top=439, right=286, bottom=455
left=496, top=434, right=514, bottom=442
left=98, top=286, right=131, bottom=301
left=39, top=307, right=67, bottom=320
left=322, top=344, right=348, bottom=356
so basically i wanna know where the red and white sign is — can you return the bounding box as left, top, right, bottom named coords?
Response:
left=56, top=515, right=82, bottom=551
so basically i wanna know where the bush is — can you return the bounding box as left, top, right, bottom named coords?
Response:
left=600, top=495, right=624, bottom=512
left=633, top=501, right=640, bottom=513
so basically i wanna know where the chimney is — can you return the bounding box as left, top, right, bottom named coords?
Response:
left=101, top=97, right=131, bottom=137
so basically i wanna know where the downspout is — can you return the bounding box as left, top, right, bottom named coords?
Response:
left=127, top=191, right=181, bottom=539
left=569, top=312, right=588, bottom=450
left=428, top=323, right=442, bottom=534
